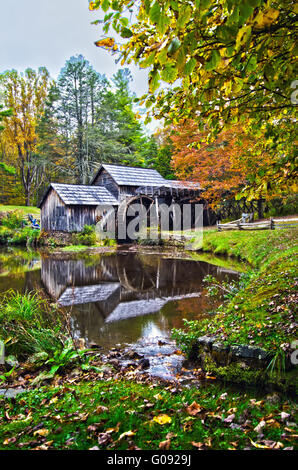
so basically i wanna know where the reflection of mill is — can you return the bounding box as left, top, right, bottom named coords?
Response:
left=41, top=253, right=239, bottom=345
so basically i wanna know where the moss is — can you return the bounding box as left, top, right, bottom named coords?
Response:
left=173, top=228, right=298, bottom=386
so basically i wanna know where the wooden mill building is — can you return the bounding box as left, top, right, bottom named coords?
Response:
left=39, top=164, right=203, bottom=233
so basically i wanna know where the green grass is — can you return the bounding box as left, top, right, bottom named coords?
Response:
left=60, top=244, right=93, bottom=252
left=200, top=228, right=297, bottom=268
left=174, top=228, right=298, bottom=364
left=0, top=291, right=65, bottom=359
left=0, top=205, right=40, bottom=217
left=0, top=379, right=296, bottom=450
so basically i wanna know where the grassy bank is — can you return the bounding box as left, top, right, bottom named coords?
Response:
left=0, top=205, right=40, bottom=217
left=174, top=228, right=298, bottom=386
left=0, top=377, right=297, bottom=450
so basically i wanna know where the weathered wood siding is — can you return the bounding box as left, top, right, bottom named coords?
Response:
left=93, top=169, right=119, bottom=199
left=119, top=185, right=137, bottom=201
left=41, top=188, right=98, bottom=232
left=68, top=206, right=97, bottom=232
left=41, top=189, right=68, bottom=232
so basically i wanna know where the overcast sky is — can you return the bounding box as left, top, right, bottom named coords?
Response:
left=0, top=0, right=149, bottom=97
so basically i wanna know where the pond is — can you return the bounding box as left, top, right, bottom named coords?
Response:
left=0, top=247, right=241, bottom=380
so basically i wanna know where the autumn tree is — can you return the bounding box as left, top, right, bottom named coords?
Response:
left=90, top=0, right=297, bottom=198
left=0, top=105, right=15, bottom=175
left=171, top=121, right=273, bottom=217
left=0, top=68, right=50, bottom=205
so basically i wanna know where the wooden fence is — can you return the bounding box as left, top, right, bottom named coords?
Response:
left=217, top=217, right=298, bottom=231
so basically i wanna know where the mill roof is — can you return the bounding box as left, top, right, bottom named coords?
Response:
left=39, top=183, right=119, bottom=208
left=92, top=164, right=166, bottom=187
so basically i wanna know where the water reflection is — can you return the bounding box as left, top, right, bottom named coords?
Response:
left=0, top=248, right=240, bottom=350
left=40, top=252, right=239, bottom=349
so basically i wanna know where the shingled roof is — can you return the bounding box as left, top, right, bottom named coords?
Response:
left=39, top=183, right=119, bottom=208
left=93, top=164, right=166, bottom=187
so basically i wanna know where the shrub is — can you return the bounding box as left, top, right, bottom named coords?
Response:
left=1, top=210, right=25, bottom=229
left=10, top=227, right=40, bottom=245
left=0, top=226, right=12, bottom=244
left=72, top=225, right=97, bottom=246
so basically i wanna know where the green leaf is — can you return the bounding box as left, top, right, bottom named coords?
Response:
left=168, top=37, right=181, bottom=55
left=161, top=64, right=178, bottom=82
left=150, top=2, right=161, bottom=23
left=177, top=5, right=192, bottom=29
left=102, top=0, right=110, bottom=13
left=149, top=69, right=160, bottom=92
left=183, top=57, right=196, bottom=75
left=157, top=13, right=170, bottom=34
left=239, top=2, right=254, bottom=23
left=121, top=27, right=133, bottom=38
left=205, top=50, right=221, bottom=71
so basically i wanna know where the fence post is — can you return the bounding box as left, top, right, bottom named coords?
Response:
left=270, top=217, right=275, bottom=230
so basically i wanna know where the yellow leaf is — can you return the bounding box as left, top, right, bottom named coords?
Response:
left=34, top=428, right=49, bottom=437
left=153, top=414, right=172, bottom=425
left=89, top=1, right=98, bottom=11
left=118, top=430, right=136, bottom=440
left=95, top=38, right=115, bottom=49
left=254, top=8, right=279, bottom=29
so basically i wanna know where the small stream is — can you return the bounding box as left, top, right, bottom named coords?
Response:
left=0, top=247, right=241, bottom=381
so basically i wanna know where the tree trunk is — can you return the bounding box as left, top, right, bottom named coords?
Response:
left=257, top=198, right=264, bottom=219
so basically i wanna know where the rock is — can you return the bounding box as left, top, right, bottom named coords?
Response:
left=139, top=358, right=150, bottom=369
left=0, top=387, right=25, bottom=398
left=126, top=350, right=143, bottom=360
left=197, top=336, right=217, bottom=351
left=230, top=344, right=269, bottom=361
left=5, top=355, right=19, bottom=368
left=212, top=342, right=229, bottom=353
left=90, top=343, right=102, bottom=350
left=27, top=352, right=48, bottom=366
left=266, top=393, right=281, bottom=405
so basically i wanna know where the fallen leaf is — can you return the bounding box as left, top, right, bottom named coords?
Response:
left=254, top=420, right=266, bottom=433
left=191, top=441, right=204, bottom=449
left=223, top=414, right=235, bottom=423
left=153, top=414, right=172, bottom=425
left=98, top=433, right=112, bottom=445
left=159, top=439, right=171, bottom=450
left=96, top=405, right=108, bottom=414
left=186, top=401, right=203, bottom=416
left=118, top=430, right=136, bottom=441
left=33, top=428, right=49, bottom=437
left=3, top=437, right=16, bottom=445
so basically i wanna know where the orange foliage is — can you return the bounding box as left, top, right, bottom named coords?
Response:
left=171, top=121, right=258, bottom=207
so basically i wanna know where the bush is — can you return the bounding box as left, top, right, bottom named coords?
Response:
left=0, top=226, right=11, bottom=244
left=1, top=210, right=25, bottom=229
left=0, top=291, right=66, bottom=359
left=9, top=227, right=40, bottom=245
left=72, top=225, right=97, bottom=246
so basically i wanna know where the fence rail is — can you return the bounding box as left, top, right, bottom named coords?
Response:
left=217, top=217, right=298, bottom=231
